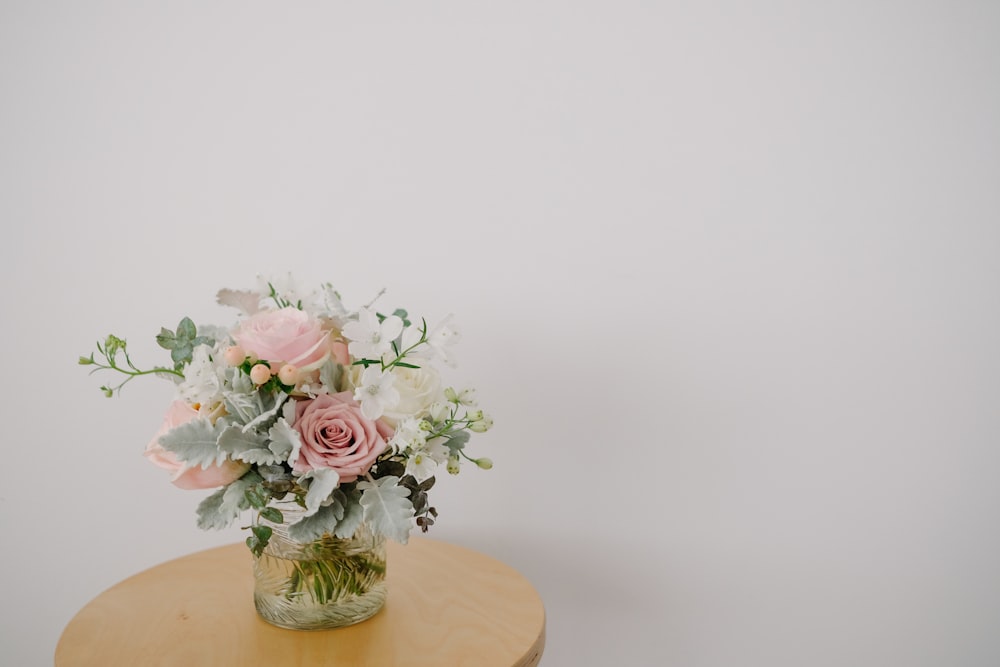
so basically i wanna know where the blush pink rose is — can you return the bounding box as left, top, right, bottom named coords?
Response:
left=145, top=400, right=250, bottom=490
left=231, top=307, right=331, bottom=371
left=292, top=391, right=393, bottom=482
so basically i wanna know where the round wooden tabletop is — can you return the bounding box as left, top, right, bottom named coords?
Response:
left=55, top=537, right=545, bottom=667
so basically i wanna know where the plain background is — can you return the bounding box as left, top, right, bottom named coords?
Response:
left=2, top=2, right=999, bottom=665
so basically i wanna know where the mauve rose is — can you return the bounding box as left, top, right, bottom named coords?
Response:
left=292, top=391, right=393, bottom=482
left=145, top=401, right=250, bottom=490
left=231, top=307, right=331, bottom=372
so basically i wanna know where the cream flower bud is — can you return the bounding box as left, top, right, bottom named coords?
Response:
left=278, top=364, right=299, bottom=386
left=444, top=387, right=459, bottom=403
left=447, top=455, right=461, bottom=475
left=249, top=363, right=271, bottom=385
left=468, top=413, right=493, bottom=433
left=475, top=457, right=493, bottom=470
left=223, top=345, right=246, bottom=367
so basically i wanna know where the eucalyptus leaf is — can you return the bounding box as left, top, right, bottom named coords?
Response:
left=177, top=317, right=197, bottom=340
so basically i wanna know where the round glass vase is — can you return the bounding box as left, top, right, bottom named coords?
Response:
left=251, top=504, right=387, bottom=631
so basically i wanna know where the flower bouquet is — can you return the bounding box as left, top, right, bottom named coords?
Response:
left=80, top=277, right=493, bottom=629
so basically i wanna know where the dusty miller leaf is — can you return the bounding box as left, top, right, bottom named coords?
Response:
left=319, top=359, right=343, bottom=393
left=443, top=430, right=469, bottom=454
left=216, top=288, right=262, bottom=316
left=217, top=424, right=280, bottom=465
left=334, top=494, right=365, bottom=539
left=358, top=475, right=414, bottom=544
left=242, top=391, right=289, bottom=433
left=195, top=488, right=228, bottom=530
left=220, top=472, right=260, bottom=518
left=159, top=418, right=226, bottom=469
left=302, top=468, right=340, bottom=517
left=287, top=498, right=345, bottom=542
left=267, top=418, right=301, bottom=466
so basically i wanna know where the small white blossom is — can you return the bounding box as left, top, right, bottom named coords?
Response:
left=403, top=437, right=450, bottom=482
left=388, top=417, right=427, bottom=452
left=352, top=366, right=400, bottom=420
left=425, top=315, right=460, bottom=366
left=176, top=344, right=226, bottom=407
left=427, top=401, right=450, bottom=422
left=342, top=308, right=404, bottom=360
left=457, top=388, right=478, bottom=406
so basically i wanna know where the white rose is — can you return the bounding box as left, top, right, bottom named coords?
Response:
left=349, top=364, right=443, bottom=427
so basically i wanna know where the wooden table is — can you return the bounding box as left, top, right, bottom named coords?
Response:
left=55, top=537, right=545, bottom=666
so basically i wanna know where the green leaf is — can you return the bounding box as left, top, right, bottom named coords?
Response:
left=357, top=475, right=414, bottom=544
left=259, top=507, right=283, bottom=524
left=393, top=362, right=421, bottom=369
left=246, top=534, right=263, bottom=557
left=375, top=460, right=405, bottom=479
left=245, top=485, right=269, bottom=509
left=159, top=418, right=226, bottom=469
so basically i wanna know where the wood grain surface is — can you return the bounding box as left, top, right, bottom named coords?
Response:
left=55, top=537, right=545, bottom=667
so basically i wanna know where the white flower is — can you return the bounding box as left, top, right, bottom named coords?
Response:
left=352, top=366, right=400, bottom=420
left=427, top=401, right=450, bottom=423
left=457, top=387, right=477, bottom=406
left=342, top=308, right=404, bottom=360
left=409, top=315, right=460, bottom=367
left=257, top=273, right=316, bottom=310
left=380, top=365, right=444, bottom=427
left=399, top=324, right=424, bottom=353
left=388, top=417, right=427, bottom=452
left=176, top=344, right=226, bottom=407
left=404, top=437, right=450, bottom=482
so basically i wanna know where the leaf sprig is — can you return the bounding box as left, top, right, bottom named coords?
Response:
left=156, top=317, right=215, bottom=370
left=79, top=334, right=184, bottom=397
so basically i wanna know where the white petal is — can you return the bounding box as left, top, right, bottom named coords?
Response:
left=380, top=315, right=404, bottom=342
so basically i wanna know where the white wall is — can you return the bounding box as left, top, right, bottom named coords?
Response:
left=2, top=2, right=999, bottom=665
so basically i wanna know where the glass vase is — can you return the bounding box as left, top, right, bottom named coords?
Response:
left=252, top=506, right=387, bottom=630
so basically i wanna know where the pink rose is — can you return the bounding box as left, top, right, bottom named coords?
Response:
left=231, top=307, right=331, bottom=371
left=292, top=391, right=393, bottom=482
left=145, top=401, right=250, bottom=490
